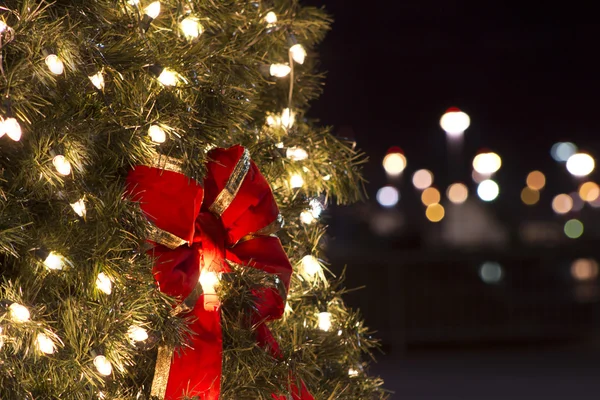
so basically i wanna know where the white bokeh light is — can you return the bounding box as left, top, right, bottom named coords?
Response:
left=551, top=142, right=577, bottom=162
left=566, top=153, right=595, bottom=177
left=412, top=169, right=433, bottom=190
left=382, top=152, right=406, bottom=176
left=473, top=152, right=502, bottom=175
left=376, top=186, right=399, bottom=207
left=440, top=107, right=470, bottom=136
left=477, top=179, right=499, bottom=202
left=479, top=261, right=503, bottom=284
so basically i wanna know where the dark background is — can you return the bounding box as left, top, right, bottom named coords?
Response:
left=303, top=1, right=600, bottom=398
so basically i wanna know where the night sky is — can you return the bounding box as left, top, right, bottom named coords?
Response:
left=305, top=1, right=600, bottom=203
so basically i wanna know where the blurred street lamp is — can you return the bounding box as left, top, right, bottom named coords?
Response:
left=440, top=107, right=470, bottom=137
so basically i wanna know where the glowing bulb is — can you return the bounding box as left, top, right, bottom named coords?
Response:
left=301, top=255, right=322, bottom=277
left=264, top=11, right=277, bottom=25
left=52, top=155, right=72, bottom=176
left=318, top=311, right=332, bottom=331
left=128, top=0, right=140, bottom=4
left=477, top=179, right=499, bottom=202
left=2, top=117, right=22, bottom=141
left=94, top=355, right=113, bottom=376
left=440, top=107, right=470, bottom=136
left=269, top=63, right=291, bottom=77
left=447, top=183, right=468, bottom=204
left=552, top=194, right=573, bottom=215
left=36, top=333, right=56, bottom=354
left=377, top=186, right=399, bottom=207
left=281, top=108, right=295, bottom=129
left=473, top=152, right=502, bottom=174
left=127, top=325, right=149, bottom=342
left=309, top=198, right=324, bottom=218
left=323, top=174, right=331, bottom=181
left=70, top=198, right=86, bottom=218
left=348, top=368, right=359, bottom=377
left=44, top=252, right=64, bottom=270
left=143, top=1, right=161, bottom=19
left=148, top=125, right=166, bottom=143
left=0, top=21, right=7, bottom=33
left=382, top=150, right=407, bottom=176
left=199, top=271, right=220, bottom=311
left=180, top=17, right=203, bottom=39
left=412, top=169, right=433, bottom=190
left=266, top=114, right=279, bottom=126
left=286, top=146, right=308, bottom=161
left=290, top=174, right=304, bottom=189
left=0, top=326, right=4, bottom=349
left=300, top=210, right=315, bottom=224
left=96, top=273, right=112, bottom=295
left=88, top=71, right=105, bottom=90
left=45, top=54, right=64, bottom=75
left=9, top=303, right=30, bottom=323
left=157, top=68, right=179, bottom=86
left=566, top=153, right=595, bottom=177
left=289, top=44, right=307, bottom=64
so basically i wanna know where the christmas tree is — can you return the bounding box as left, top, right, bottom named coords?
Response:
left=0, top=1, right=386, bottom=399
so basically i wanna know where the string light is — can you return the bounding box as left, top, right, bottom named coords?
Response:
left=290, top=174, right=304, bottom=189
left=88, top=71, right=105, bottom=90
left=45, top=54, right=64, bottom=75
left=143, top=1, right=161, bottom=19
left=300, top=211, right=315, bottom=224
left=281, top=108, right=295, bottom=129
left=286, top=146, right=308, bottom=161
left=0, top=326, right=4, bottom=349
left=36, top=333, right=56, bottom=354
left=157, top=68, right=179, bottom=86
left=289, top=44, right=307, bottom=64
left=94, top=355, right=113, bottom=376
left=317, top=311, right=332, bottom=331
left=199, top=271, right=220, bottom=311
left=301, top=255, right=322, bottom=277
left=148, top=125, right=166, bottom=143
left=1, top=117, right=22, bottom=141
left=70, top=198, right=86, bottom=218
left=52, top=155, right=72, bottom=176
left=180, top=17, right=203, bottom=40
left=269, top=63, right=291, bottom=77
left=96, top=273, right=112, bottom=295
left=9, top=303, right=30, bottom=323
left=127, top=325, right=149, bottom=342
left=43, top=252, right=65, bottom=270
left=309, top=198, right=324, bottom=218
left=348, top=368, right=359, bottom=378
left=264, top=11, right=277, bottom=25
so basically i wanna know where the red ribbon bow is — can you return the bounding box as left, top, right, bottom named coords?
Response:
left=126, top=145, right=312, bottom=400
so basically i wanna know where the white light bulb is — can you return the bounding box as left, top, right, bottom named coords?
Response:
left=94, top=355, right=113, bottom=376
left=148, top=125, right=166, bottom=143
left=0, top=326, right=4, bottom=349
left=440, top=108, right=470, bottom=135
left=309, top=198, right=324, bottom=218
left=127, top=325, right=149, bottom=342
left=348, top=368, right=359, bottom=377
left=44, top=252, right=64, bottom=270
left=127, top=0, right=140, bottom=5
left=290, top=174, right=304, bottom=189
left=269, top=63, right=291, bottom=78
left=9, top=303, right=30, bottom=323
left=281, top=108, right=295, bottom=129
left=286, top=146, right=308, bottom=161
left=70, top=198, right=86, bottom=218
left=199, top=271, right=220, bottom=311
left=266, top=114, right=279, bottom=127
left=0, top=21, right=7, bottom=33
left=180, top=17, right=203, bottom=40
left=2, top=117, right=22, bottom=141
left=96, top=273, right=112, bottom=295
left=289, top=44, right=307, bottom=65
left=36, top=333, right=56, bottom=354
left=300, top=210, right=315, bottom=224
left=157, top=68, right=179, bottom=86
left=143, top=1, right=161, bottom=19
left=323, top=175, right=331, bottom=181
left=52, top=155, right=72, bottom=176
left=472, top=152, right=502, bottom=175
left=45, top=54, right=64, bottom=75
left=264, top=11, right=277, bottom=25
left=301, top=255, right=322, bottom=277
left=88, top=71, right=105, bottom=90
left=318, top=311, right=332, bottom=331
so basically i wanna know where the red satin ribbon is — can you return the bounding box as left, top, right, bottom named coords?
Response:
left=126, top=145, right=313, bottom=400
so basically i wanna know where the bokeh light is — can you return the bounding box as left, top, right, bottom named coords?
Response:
left=526, top=171, right=546, bottom=190
left=479, top=262, right=503, bottom=284
left=447, top=183, right=469, bottom=204
left=425, top=203, right=445, bottom=222
left=566, top=153, right=595, bottom=177
left=382, top=147, right=407, bottom=176
left=376, top=186, right=399, bottom=207
left=551, top=142, right=577, bottom=162
left=551, top=194, right=573, bottom=214
left=571, top=258, right=599, bottom=281
left=440, top=107, right=470, bottom=136
left=473, top=152, right=502, bottom=175
left=412, top=169, right=433, bottom=190
left=564, top=219, right=584, bottom=239
left=570, top=192, right=585, bottom=212
left=421, top=187, right=441, bottom=206
left=520, top=187, right=540, bottom=205
left=578, top=182, right=600, bottom=202
left=477, top=179, right=499, bottom=202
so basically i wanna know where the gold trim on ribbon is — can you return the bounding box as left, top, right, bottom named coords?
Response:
left=234, top=214, right=284, bottom=246
left=208, top=149, right=251, bottom=217
left=150, top=344, right=174, bottom=398
left=151, top=154, right=185, bottom=174
left=173, top=281, right=204, bottom=315
left=148, top=225, right=188, bottom=250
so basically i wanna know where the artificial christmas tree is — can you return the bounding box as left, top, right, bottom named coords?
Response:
left=0, top=1, right=387, bottom=399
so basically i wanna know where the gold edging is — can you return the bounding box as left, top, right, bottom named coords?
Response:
left=208, top=149, right=251, bottom=217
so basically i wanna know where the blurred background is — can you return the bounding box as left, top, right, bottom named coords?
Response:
left=304, top=1, right=600, bottom=398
